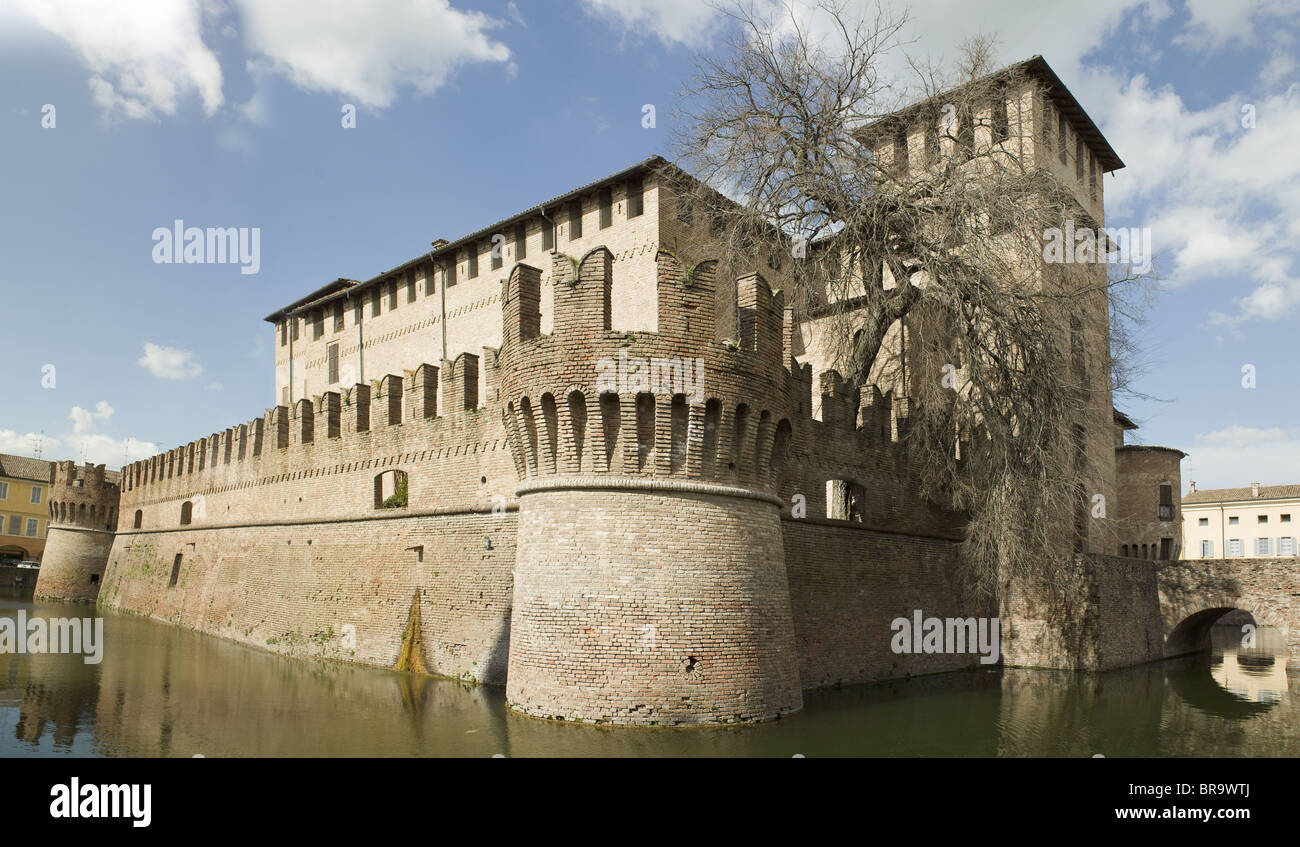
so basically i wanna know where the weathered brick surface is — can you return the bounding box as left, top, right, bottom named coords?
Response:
left=784, top=519, right=994, bottom=687
left=508, top=484, right=801, bottom=725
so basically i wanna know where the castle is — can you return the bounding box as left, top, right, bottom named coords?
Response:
left=36, top=58, right=1207, bottom=725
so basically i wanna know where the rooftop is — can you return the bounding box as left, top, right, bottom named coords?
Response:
left=0, top=454, right=53, bottom=483
left=1183, top=484, right=1300, bottom=505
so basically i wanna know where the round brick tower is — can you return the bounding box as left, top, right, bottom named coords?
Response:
left=35, top=461, right=120, bottom=603
left=497, top=249, right=803, bottom=725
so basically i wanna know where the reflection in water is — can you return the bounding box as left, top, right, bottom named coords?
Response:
left=1209, top=622, right=1288, bottom=706
left=2, top=592, right=1297, bottom=757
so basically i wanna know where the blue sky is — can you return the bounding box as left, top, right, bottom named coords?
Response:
left=0, top=0, right=1296, bottom=490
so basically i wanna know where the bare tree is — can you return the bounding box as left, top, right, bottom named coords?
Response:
left=670, top=0, right=1153, bottom=597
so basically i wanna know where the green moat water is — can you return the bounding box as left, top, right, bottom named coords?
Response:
left=2, top=590, right=1296, bottom=757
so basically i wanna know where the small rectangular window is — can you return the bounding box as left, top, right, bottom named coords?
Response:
left=468, top=248, right=478, bottom=279
left=1159, top=537, right=1172, bottom=560
left=372, top=289, right=381, bottom=317
left=599, top=187, right=612, bottom=229
left=627, top=176, right=644, bottom=218
left=388, top=280, right=398, bottom=310
left=8, top=515, right=21, bottom=535
left=1158, top=485, right=1173, bottom=521
left=406, top=275, right=416, bottom=303
left=1198, top=517, right=1209, bottom=526
left=312, top=310, right=324, bottom=340
left=1229, top=516, right=1239, bottom=525
left=542, top=216, right=555, bottom=251
left=291, top=317, right=299, bottom=341
left=425, top=264, right=437, bottom=296
left=354, top=298, right=363, bottom=323
left=1282, top=514, right=1292, bottom=522
left=991, top=90, right=1008, bottom=144
left=29, top=486, right=42, bottom=505
left=333, top=301, right=344, bottom=332
left=492, top=240, right=503, bottom=270
left=445, top=256, right=457, bottom=287
left=170, top=553, right=183, bottom=587
left=25, top=518, right=38, bottom=537
left=569, top=199, right=583, bottom=239
left=514, top=222, right=527, bottom=260
left=280, top=321, right=287, bottom=346
left=0, top=482, right=8, bottom=499
left=327, top=343, right=339, bottom=385
left=1259, top=514, right=1269, bottom=523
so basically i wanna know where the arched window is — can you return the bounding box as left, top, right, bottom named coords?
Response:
left=568, top=391, right=587, bottom=472
left=180, top=501, right=193, bottom=525
left=133, top=509, right=143, bottom=529
left=669, top=394, right=688, bottom=473
left=375, top=469, right=408, bottom=509
left=635, top=393, right=655, bottom=470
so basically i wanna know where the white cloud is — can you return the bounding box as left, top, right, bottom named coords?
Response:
left=234, top=0, right=512, bottom=109
left=0, top=429, right=61, bottom=457
left=1183, top=425, right=1300, bottom=489
left=69, top=400, right=114, bottom=434
left=15, top=0, right=225, bottom=120
left=138, top=342, right=203, bottom=380
left=580, top=0, right=725, bottom=48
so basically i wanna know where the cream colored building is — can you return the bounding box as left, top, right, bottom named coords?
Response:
left=1182, top=482, right=1300, bottom=559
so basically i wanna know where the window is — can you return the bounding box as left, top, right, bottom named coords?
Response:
left=514, top=222, right=527, bottom=260
left=333, top=301, right=344, bottom=332
left=1076, top=137, right=1085, bottom=180
left=1089, top=158, right=1098, bottom=203
left=354, top=298, right=363, bottom=323
left=29, top=486, right=42, bottom=505
left=1198, top=517, right=1209, bottom=526
left=1227, top=538, right=1242, bottom=557
left=892, top=128, right=908, bottom=173
left=1159, top=537, right=1172, bottom=560
left=1256, top=537, right=1272, bottom=556
left=374, top=469, right=408, bottom=509
left=280, top=321, right=287, bottom=347
left=599, top=187, right=613, bottom=229
left=1229, top=516, right=1239, bottom=525
left=406, top=274, right=416, bottom=303
left=425, top=264, right=437, bottom=296
left=327, top=343, right=339, bottom=385
left=467, top=247, right=478, bottom=279
left=991, top=91, right=1008, bottom=144
left=291, top=317, right=299, bottom=341
left=8, top=515, right=21, bottom=535
left=1200, top=539, right=1214, bottom=558
left=180, top=501, right=192, bottom=526
left=25, top=518, right=38, bottom=537
left=1258, top=514, right=1268, bottom=523
left=312, top=310, right=324, bottom=340
left=445, top=256, right=457, bottom=288
left=134, top=510, right=143, bottom=529
left=1282, top=514, right=1292, bottom=523
left=0, top=482, right=6, bottom=499
left=371, top=289, right=381, bottom=317
left=569, top=199, right=583, bottom=239
left=627, top=177, right=644, bottom=217
left=1158, top=485, right=1173, bottom=521
left=388, top=280, right=398, bottom=310
left=542, top=216, right=555, bottom=251
left=169, top=553, right=182, bottom=588
left=1281, top=537, right=1295, bottom=555
left=491, top=239, right=503, bottom=270
left=1057, top=112, right=1067, bottom=163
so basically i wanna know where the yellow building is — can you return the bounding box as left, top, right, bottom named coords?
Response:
left=1182, top=482, right=1300, bottom=559
left=0, top=454, right=54, bottom=563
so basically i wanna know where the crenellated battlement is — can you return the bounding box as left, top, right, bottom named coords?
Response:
left=48, top=461, right=121, bottom=533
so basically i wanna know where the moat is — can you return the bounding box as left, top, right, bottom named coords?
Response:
left=3, top=588, right=1296, bottom=757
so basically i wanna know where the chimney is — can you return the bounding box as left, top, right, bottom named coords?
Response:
left=1251, top=482, right=1261, bottom=498
left=1188, top=480, right=1197, bottom=493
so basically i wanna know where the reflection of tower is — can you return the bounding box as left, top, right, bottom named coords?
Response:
left=34, top=462, right=121, bottom=602
left=500, top=250, right=802, bottom=725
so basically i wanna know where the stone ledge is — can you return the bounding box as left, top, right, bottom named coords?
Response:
left=514, top=475, right=783, bottom=507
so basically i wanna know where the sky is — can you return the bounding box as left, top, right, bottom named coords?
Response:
left=0, top=0, right=1296, bottom=491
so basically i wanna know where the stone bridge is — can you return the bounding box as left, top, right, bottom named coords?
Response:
left=1158, top=557, right=1299, bottom=669
left=1002, top=555, right=1299, bottom=672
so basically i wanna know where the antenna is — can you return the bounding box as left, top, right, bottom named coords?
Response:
left=31, top=430, right=45, bottom=460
